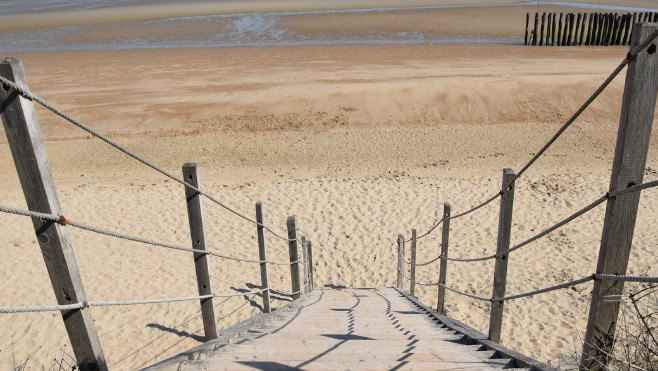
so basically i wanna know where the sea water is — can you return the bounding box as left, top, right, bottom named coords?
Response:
left=1, top=1, right=656, bottom=52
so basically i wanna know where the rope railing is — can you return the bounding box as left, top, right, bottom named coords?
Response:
left=0, top=288, right=269, bottom=314
left=402, top=26, right=658, bottom=231
left=0, top=203, right=298, bottom=266
left=399, top=269, right=658, bottom=303
left=442, top=179, right=658, bottom=263
left=404, top=253, right=441, bottom=266
left=0, top=74, right=301, bottom=245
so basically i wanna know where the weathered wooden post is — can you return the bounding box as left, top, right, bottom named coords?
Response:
left=579, top=13, right=587, bottom=45
left=580, top=23, right=658, bottom=370
left=437, top=203, right=451, bottom=315
left=525, top=12, right=530, bottom=45
left=558, top=13, right=564, bottom=46
left=399, top=234, right=406, bottom=291
left=287, top=216, right=301, bottom=300
left=307, top=240, right=314, bottom=291
left=547, top=13, right=552, bottom=45
left=569, top=13, right=576, bottom=46
left=409, top=229, right=417, bottom=297
left=255, top=202, right=271, bottom=313
left=574, top=13, right=582, bottom=45
left=533, top=13, right=539, bottom=46
left=182, top=163, right=218, bottom=341
left=586, top=12, right=595, bottom=45
left=397, top=234, right=404, bottom=289
left=488, top=168, right=516, bottom=343
left=551, top=13, right=557, bottom=46
left=539, top=13, right=546, bottom=46
left=0, top=58, right=107, bottom=371
left=302, top=237, right=310, bottom=294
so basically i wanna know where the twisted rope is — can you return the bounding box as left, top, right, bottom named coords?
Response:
left=0, top=289, right=270, bottom=314
left=0, top=73, right=299, bottom=244
left=444, top=180, right=658, bottom=263
left=0, top=203, right=296, bottom=266
left=445, top=26, right=658, bottom=222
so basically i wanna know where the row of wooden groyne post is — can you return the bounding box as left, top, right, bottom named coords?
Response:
left=525, top=11, right=658, bottom=46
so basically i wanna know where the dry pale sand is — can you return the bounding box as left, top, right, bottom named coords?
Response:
left=1, top=1, right=658, bottom=370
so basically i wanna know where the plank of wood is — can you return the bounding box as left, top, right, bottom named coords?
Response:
left=580, top=23, right=658, bottom=371
left=0, top=58, right=107, bottom=371
left=287, top=216, right=301, bottom=300
left=255, top=202, right=271, bottom=313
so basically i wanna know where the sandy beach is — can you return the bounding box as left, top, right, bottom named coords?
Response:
left=1, top=0, right=658, bottom=369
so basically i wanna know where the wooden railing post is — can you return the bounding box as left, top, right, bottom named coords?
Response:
left=398, top=234, right=406, bottom=291
left=182, top=163, right=218, bottom=341
left=0, top=58, right=107, bottom=371
left=307, top=240, right=314, bottom=291
left=580, top=23, right=658, bottom=371
left=437, top=202, right=451, bottom=314
left=396, top=234, right=402, bottom=288
left=302, top=237, right=310, bottom=294
left=488, top=168, right=516, bottom=343
left=255, top=202, right=271, bottom=314
left=287, top=216, right=301, bottom=300
left=410, top=229, right=417, bottom=297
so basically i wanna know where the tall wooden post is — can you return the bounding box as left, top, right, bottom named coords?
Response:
left=586, top=12, right=594, bottom=45
left=579, top=13, right=587, bottom=45
left=437, top=203, right=451, bottom=315
left=287, top=216, right=301, bottom=300
left=0, top=58, right=107, bottom=371
left=307, top=240, right=314, bottom=291
left=255, top=202, right=271, bottom=313
left=409, top=229, right=417, bottom=297
left=558, top=13, right=564, bottom=46
left=182, top=164, right=218, bottom=341
left=302, top=237, right=310, bottom=294
left=575, top=13, right=582, bottom=45
left=580, top=23, right=658, bottom=371
left=488, top=168, right=516, bottom=343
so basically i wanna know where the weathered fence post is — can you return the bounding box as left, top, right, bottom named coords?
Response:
left=398, top=234, right=406, bottom=291
left=409, top=229, right=417, bottom=297
left=397, top=234, right=403, bottom=288
left=552, top=13, right=557, bottom=46
left=525, top=12, right=530, bottom=45
left=533, top=13, right=539, bottom=46
left=255, top=202, right=271, bottom=313
left=287, top=216, right=301, bottom=300
left=488, top=168, right=516, bottom=343
left=580, top=22, right=658, bottom=371
left=302, top=237, right=310, bottom=294
left=539, top=13, right=546, bottom=46
left=437, top=203, right=451, bottom=315
left=182, top=163, right=218, bottom=341
left=0, top=58, right=107, bottom=371
left=307, top=240, right=314, bottom=291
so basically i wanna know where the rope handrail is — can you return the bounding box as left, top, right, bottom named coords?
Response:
left=0, top=288, right=269, bottom=314
left=399, top=269, right=658, bottom=303
left=0, top=74, right=300, bottom=245
left=442, top=179, right=658, bottom=263
left=404, top=253, right=441, bottom=266
left=0, top=203, right=298, bottom=266
left=440, top=26, right=658, bottom=222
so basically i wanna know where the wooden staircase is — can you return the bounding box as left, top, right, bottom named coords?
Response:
left=146, top=288, right=556, bottom=370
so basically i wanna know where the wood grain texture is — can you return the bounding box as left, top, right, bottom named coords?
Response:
left=0, top=58, right=107, bottom=371
left=580, top=23, right=658, bottom=371
left=409, top=229, right=417, bottom=297
left=488, top=168, right=516, bottom=343
left=287, top=216, right=301, bottom=300
left=255, top=202, right=271, bottom=313
left=182, top=163, right=218, bottom=341
left=437, top=203, right=451, bottom=315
